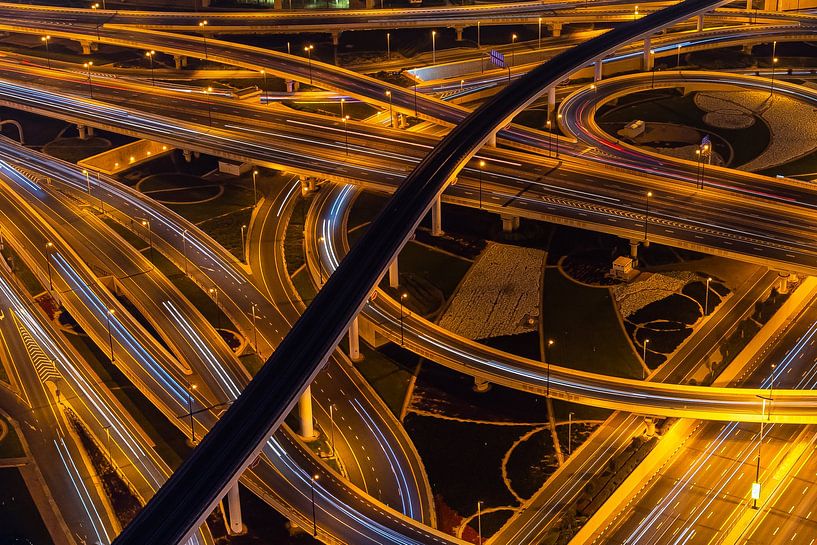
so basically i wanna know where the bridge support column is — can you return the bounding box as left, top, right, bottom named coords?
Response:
left=778, top=272, right=791, bottom=294
left=79, top=40, right=95, bottom=55
left=501, top=214, right=520, bottom=233
left=391, top=112, right=399, bottom=129
left=299, top=386, right=316, bottom=440
left=455, top=27, right=464, bottom=41
left=643, top=35, right=653, bottom=71
left=550, top=23, right=562, bottom=37
left=274, top=0, right=282, bottom=8
left=486, top=129, right=498, bottom=147
left=227, top=483, right=245, bottom=535
left=174, top=55, right=188, bottom=69
left=300, top=177, right=317, bottom=195
left=746, top=0, right=753, bottom=9
left=644, top=417, right=656, bottom=437
left=183, top=149, right=193, bottom=163
left=286, top=79, right=300, bottom=93
left=348, top=316, right=363, bottom=362
left=365, top=0, right=375, bottom=8
left=473, top=376, right=491, bottom=392
left=742, top=44, right=753, bottom=55
left=431, top=193, right=443, bottom=236
left=629, top=239, right=640, bottom=261
left=77, top=124, right=88, bottom=140
left=696, top=14, right=705, bottom=31
left=389, top=258, right=399, bottom=288
left=594, top=59, right=603, bottom=81
left=399, top=113, right=408, bottom=129
left=331, top=32, right=341, bottom=65
left=547, top=86, right=556, bottom=119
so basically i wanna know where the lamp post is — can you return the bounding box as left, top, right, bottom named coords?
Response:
left=538, top=17, right=542, bottom=50
left=555, top=113, right=562, bottom=157
left=199, top=20, right=208, bottom=60
left=676, top=43, right=682, bottom=67
left=478, top=159, right=485, bottom=209
left=414, top=82, right=418, bottom=117
left=695, top=148, right=703, bottom=189
left=329, top=403, right=336, bottom=457
left=386, top=32, right=391, bottom=60
left=83, top=168, right=91, bottom=195
left=643, top=191, right=652, bottom=243
left=141, top=219, right=154, bottom=265
left=343, top=115, right=350, bottom=155
left=546, top=119, right=552, bottom=158
left=545, top=339, right=554, bottom=398
left=209, top=287, right=220, bottom=330
left=186, top=381, right=198, bottom=444
left=399, top=292, right=408, bottom=345
left=41, top=35, right=51, bottom=69
left=511, top=33, right=517, bottom=67
left=568, top=412, right=574, bottom=454
left=704, top=276, right=712, bottom=315
left=642, top=338, right=650, bottom=378
left=634, top=4, right=639, bottom=20
left=182, top=229, right=189, bottom=276
left=385, top=90, right=394, bottom=127
left=477, top=500, right=483, bottom=545
left=252, top=169, right=259, bottom=206
left=205, top=86, right=213, bottom=127
left=106, top=308, right=116, bottom=363
left=304, top=45, right=314, bottom=84
left=251, top=302, right=259, bottom=355
left=650, top=49, right=656, bottom=88
left=770, top=55, right=779, bottom=99
left=83, top=61, right=94, bottom=98
left=260, top=69, right=269, bottom=105
left=432, top=31, right=437, bottom=63
left=145, top=50, right=155, bottom=86
left=241, top=224, right=247, bottom=263
left=477, top=21, right=481, bottom=48
left=45, top=242, right=54, bottom=291
left=310, top=474, right=319, bottom=536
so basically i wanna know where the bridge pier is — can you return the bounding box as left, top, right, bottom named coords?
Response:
left=274, top=0, right=282, bottom=8
left=455, top=26, right=464, bottom=41
left=79, top=40, right=96, bottom=55
left=778, top=272, right=791, bottom=294
left=629, top=239, right=640, bottom=261
left=486, top=129, right=498, bottom=147
left=390, top=112, right=399, bottom=129
left=594, top=59, right=603, bottom=81
left=389, top=258, right=399, bottom=288
left=174, top=55, right=188, bottom=69
left=644, top=417, right=656, bottom=437
left=182, top=149, right=193, bottom=163
left=331, top=32, right=341, bottom=64
left=643, top=35, right=654, bottom=71
left=547, top=86, right=556, bottom=119
left=696, top=14, right=705, bottom=31
left=227, top=483, right=245, bottom=535
left=473, top=376, right=491, bottom=392
left=348, top=316, right=363, bottom=361
left=431, top=193, right=443, bottom=236
left=286, top=79, right=300, bottom=93
left=300, top=177, right=317, bottom=195
left=501, top=214, right=520, bottom=233
left=77, top=124, right=88, bottom=140
left=399, top=113, right=408, bottom=129
left=550, top=23, right=562, bottom=37
left=299, top=386, right=317, bottom=440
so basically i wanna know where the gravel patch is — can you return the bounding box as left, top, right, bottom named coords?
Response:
left=438, top=242, right=545, bottom=340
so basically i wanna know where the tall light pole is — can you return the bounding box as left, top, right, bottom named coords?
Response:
left=676, top=43, right=682, bottom=67
left=478, top=159, right=485, bottom=209
left=182, top=229, right=189, bottom=276
left=643, top=191, right=652, bottom=243
left=590, top=83, right=597, bottom=119
left=385, top=90, right=394, bottom=127
left=205, top=86, right=213, bottom=127
left=431, top=30, right=437, bottom=63
left=704, top=276, right=712, bottom=315
left=252, top=169, right=259, bottom=206
left=386, top=32, right=391, bottom=60
left=45, top=242, right=54, bottom=292
left=555, top=113, right=562, bottom=157
left=240, top=224, right=247, bottom=263
left=650, top=49, right=656, bottom=88
left=199, top=20, right=209, bottom=60
left=329, top=404, right=336, bottom=457
left=141, top=219, right=154, bottom=266
left=511, top=33, right=518, bottom=67
left=399, top=292, right=408, bottom=345
left=770, top=55, right=779, bottom=99
left=545, top=339, right=554, bottom=398
left=83, top=169, right=91, bottom=195
left=310, top=474, right=319, bottom=536
left=209, top=288, right=220, bottom=330
left=642, top=338, right=650, bottom=378
left=477, top=500, right=483, bottom=545
left=568, top=412, right=574, bottom=454
left=304, top=45, right=314, bottom=84
left=634, top=4, right=639, bottom=19
left=546, top=119, right=552, bottom=157
left=145, top=50, right=156, bottom=86
left=83, top=61, right=94, bottom=98
left=477, top=21, right=481, bottom=48
left=186, top=381, right=198, bottom=444
left=260, top=69, right=269, bottom=105
left=695, top=148, right=703, bottom=189
left=41, top=35, right=51, bottom=69
left=343, top=115, right=350, bottom=156
left=106, top=308, right=116, bottom=362
left=538, top=17, right=542, bottom=50
left=251, top=302, right=259, bottom=355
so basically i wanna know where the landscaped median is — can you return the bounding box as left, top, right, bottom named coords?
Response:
left=569, top=276, right=817, bottom=544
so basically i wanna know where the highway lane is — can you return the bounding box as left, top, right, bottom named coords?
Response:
left=586, top=294, right=817, bottom=545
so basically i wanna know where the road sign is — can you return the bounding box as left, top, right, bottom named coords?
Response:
left=490, top=49, right=506, bottom=68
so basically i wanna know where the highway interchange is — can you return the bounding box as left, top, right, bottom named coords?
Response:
left=1, top=0, right=817, bottom=544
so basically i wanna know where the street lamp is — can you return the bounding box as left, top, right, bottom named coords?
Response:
left=399, top=292, right=408, bottom=345
left=643, top=191, right=652, bottom=242
left=478, top=159, right=485, bottom=209
left=642, top=338, right=650, bottom=378
left=260, top=69, right=268, bottom=105
left=511, top=33, right=518, bottom=67
left=240, top=224, right=247, bottom=263
left=431, top=31, right=437, bottom=63
left=695, top=148, right=703, bottom=189
left=310, top=474, right=319, bottom=536
left=538, top=17, right=542, bottom=50
left=106, top=308, right=116, bottom=362
left=45, top=242, right=54, bottom=291
left=145, top=50, right=156, bottom=86
left=199, top=20, right=209, bottom=60
left=182, top=229, right=189, bottom=276
left=385, top=90, right=394, bottom=127
left=252, top=169, right=259, bottom=206
left=386, top=32, right=391, bottom=60
left=186, top=381, right=198, bottom=444
left=676, top=43, right=682, bottom=67
left=83, top=168, right=91, bottom=195
left=478, top=20, right=481, bottom=48
left=209, top=288, right=220, bottom=330
left=304, top=45, right=314, bottom=84
left=41, top=35, right=51, bottom=69
left=342, top=115, right=350, bottom=156
left=329, top=403, right=336, bottom=457
left=568, top=412, right=574, bottom=454
left=205, top=86, right=213, bottom=127
left=770, top=56, right=779, bottom=98
left=477, top=500, right=484, bottom=545
left=83, top=61, right=94, bottom=98
left=545, top=339, right=554, bottom=398
left=546, top=119, right=552, bottom=157
left=650, top=49, right=656, bottom=88
left=634, top=4, right=639, bottom=19
left=555, top=113, right=562, bottom=157
left=251, top=302, right=259, bottom=356
left=141, top=219, right=154, bottom=266
left=704, top=276, right=712, bottom=315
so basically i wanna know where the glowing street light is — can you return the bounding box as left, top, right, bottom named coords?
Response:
left=199, top=20, right=209, bottom=60
left=141, top=219, right=154, bottom=266
left=545, top=339, right=554, bottom=397
left=45, top=242, right=54, bottom=291
left=386, top=32, right=391, bottom=60
left=478, top=159, right=485, bottom=209
left=260, top=69, right=269, bottom=105
left=642, top=338, right=650, bottom=378
left=511, top=33, right=518, bottom=67
left=145, top=50, right=156, bottom=86
left=385, top=90, right=394, bottom=127
left=342, top=115, right=350, bottom=156
left=704, top=276, right=712, bottom=315
left=106, top=308, right=116, bottom=362
left=643, top=191, right=653, bottom=242
left=83, top=61, right=94, bottom=98
left=41, top=35, right=51, bottom=69
left=252, top=169, right=259, bottom=206
left=432, top=30, right=437, bottom=63
left=304, top=44, right=314, bottom=84
left=310, top=474, right=320, bottom=536
left=399, top=292, right=408, bottom=345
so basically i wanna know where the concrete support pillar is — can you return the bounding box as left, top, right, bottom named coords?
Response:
left=746, top=0, right=752, bottom=9
left=547, top=86, right=556, bottom=119
left=86, top=126, right=94, bottom=137
left=286, top=79, right=300, bottom=93
left=742, top=44, right=753, bottom=55
left=500, top=214, right=520, bottom=233
left=331, top=32, right=341, bottom=64
left=391, top=112, right=399, bottom=129
left=227, top=483, right=244, bottom=535
left=644, top=417, right=656, bottom=437
left=473, top=376, right=491, bottom=392
left=550, top=23, right=562, bottom=37
left=696, top=14, right=704, bottom=31
left=629, top=239, right=639, bottom=260
left=486, top=129, right=498, bottom=147
left=274, top=0, right=282, bottom=8
left=79, top=40, right=93, bottom=55
left=388, top=258, right=399, bottom=288
left=365, top=0, right=375, bottom=8
left=431, top=194, right=443, bottom=236
left=299, top=386, right=316, bottom=440
left=173, top=55, right=187, bottom=69
left=778, top=272, right=790, bottom=294
left=594, top=59, right=603, bottom=81
left=399, top=113, right=408, bottom=129
left=76, top=124, right=87, bottom=140
left=455, top=27, right=464, bottom=41
left=182, top=149, right=193, bottom=163
left=348, top=317, right=362, bottom=362
left=300, top=177, right=317, bottom=196
left=643, top=35, right=653, bottom=71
